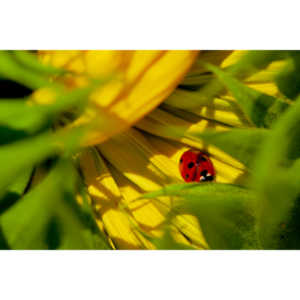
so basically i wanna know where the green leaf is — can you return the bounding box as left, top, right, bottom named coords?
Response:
left=0, top=167, right=34, bottom=249
left=152, top=229, right=195, bottom=250
left=0, top=51, right=51, bottom=89
left=174, top=51, right=286, bottom=110
left=0, top=160, right=110, bottom=249
left=190, top=128, right=269, bottom=169
left=0, top=100, right=50, bottom=134
left=252, top=97, right=300, bottom=248
left=206, top=63, right=289, bottom=128
left=12, top=51, right=65, bottom=76
left=277, top=194, right=300, bottom=249
left=0, top=132, right=67, bottom=193
left=143, top=183, right=258, bottom=249
left=0, top=167, right=34, bottom=225
left=0, top=132, right=60, bottom=192
left=183, top=50, right=233, bottom=80
left=132, top=213, right=197, bottom=250
left=58, top=180, right=111, bottom=250
left=0, top=126, right=30, bottom=145
left=0, top=124, right=87, bottom=193
left=276, top=51, right=300, bottom=100
left=0, top=85, right=93, bottom=136
left=165, top=88, right=213, bottom=109
left=141, top=182, right=200, bottom=199
left=228, top=50, right=286, bottom=79
left=5, top=167, right=33, bottom=195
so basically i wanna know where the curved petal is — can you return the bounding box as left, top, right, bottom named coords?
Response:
left=38, top=50, right=199, bottom=145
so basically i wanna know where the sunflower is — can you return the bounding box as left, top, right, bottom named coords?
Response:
left=31, top=50, right=280, bottom=249
left=0, top=50, right=292, bottom=250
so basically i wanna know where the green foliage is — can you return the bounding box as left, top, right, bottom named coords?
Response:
left=251, top=97, right=300, bottom=249
left=0, top=160, right=110, bottom=249
left=151, top=230, right=196, bottom=250
left=146, top=50, right=300, bottom=249
left=189, top=128, right=268, bottom=169
left=0, top=51, right=52, bottom=89
left=1, top=50, right=300, bottom=250
left=227, top=50, right=286, bottom=79
left=0, top=51, right=110, bottom=250
left=0, top=167, right=34, bottom=226
left=12, top=51, right=66, bottom=76
left=0, top=100, right=49, bottom=133
left=190, top=54, right=300, bottom=249
left=144, top=183, right=258, bottom=249
left=206, top=63, right=289, bottom=128
left=174, top=50, right=286, bottom=110
left=276, top=51, right=300, bottom=100
left=0, top=132, right=61, bottom=192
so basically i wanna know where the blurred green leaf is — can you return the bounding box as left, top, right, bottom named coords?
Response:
left=0, top=160, right=110, bottom=249
left=165, top=88, right=213, bottom=109
left=0, top=51, right=52, bottom=89
left=0, top=132, right=60, bottom=192
left=12, top=51, right=65, bottom=76
left=58, top=180, right=111, bottom=250
left=0, top=85, right=93, bottom=136
left=0, top=126, right=30, bottom=145
left=228, top=50, right=286, bottom=79
left=143, top=183, right=258, bottom=249
left=134, top=216, right=197, bottom=250
left=0, top=167, right=34, bottom=223
left=5, top=167, right=33, bottom=195
left=0, top=124, right=87, bottom=193
left=190, top=128, right=268, bottom=169
left=0, top=100, right=50, bottom=134
left=277, top=194, right=300, bottom=249
left=276, top=51, right=300, bottom=100
left=206, top=63, right=289, bottom=128
left=152, top=229, right=195, bottom=250
left=252, top=97, right=300, bottom=248
left=176, top=51, right=286, bottom=109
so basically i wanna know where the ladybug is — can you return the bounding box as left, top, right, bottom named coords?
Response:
left=179, top=150, right=215, bottom=183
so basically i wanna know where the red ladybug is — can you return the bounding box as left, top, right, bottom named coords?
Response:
left=179, top=150, right=215, bottom=183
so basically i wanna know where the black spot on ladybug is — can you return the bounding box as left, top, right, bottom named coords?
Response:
left=187, top=162, right=194, bottom=169
left=201, top=156, right=207, bottom=162
left=180, top=159, right=183, bottom=163
left=200, top=170, right=208, bottom=176
left=185, top=174, right=189, bottom=179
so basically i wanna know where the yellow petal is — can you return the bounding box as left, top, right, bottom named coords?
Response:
left=136, top=107, right=246, bottom=171
left=38, top=50, right=199, bottom=145
left=145, top=133, right=245, bottom=184
left=79, top=145, right=207, bottom=249
left=78, top=147, right=152, bottom=249
left=221, top=50, right=247, bottom=68
left=172, top=214, right=209, bottom=249
left=103, top=146, right=209, bottom=249
left=97, top=127, right=180, bottom=193
left=109, top=166, right=166, bottom=238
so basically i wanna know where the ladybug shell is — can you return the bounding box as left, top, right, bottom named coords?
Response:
left=179, top=150, right=215, bottom=183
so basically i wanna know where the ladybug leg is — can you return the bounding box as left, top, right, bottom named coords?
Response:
left=205, top=174, right=214, bottom=181
left=199, top=170, right=214, bottom=182
left=199, top=170, right=207, bottom=181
